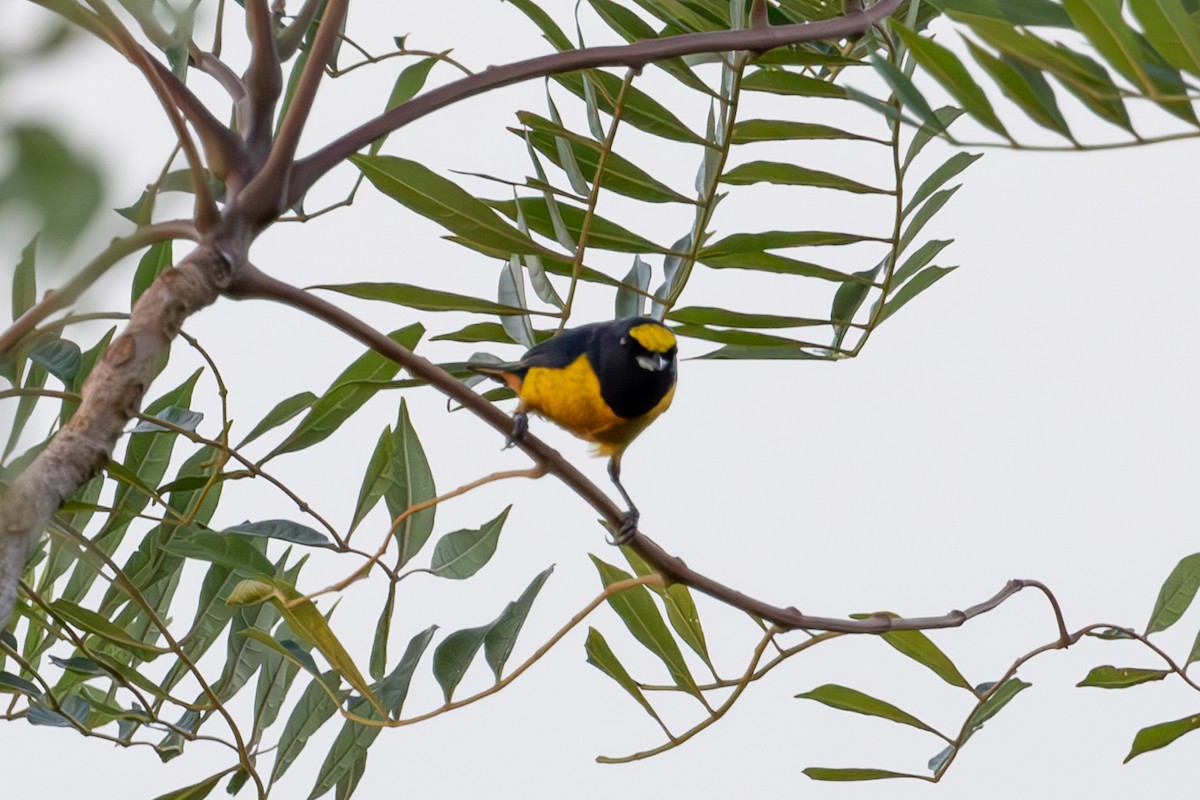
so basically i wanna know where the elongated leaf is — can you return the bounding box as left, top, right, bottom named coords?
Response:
left=1124, top=713, right=1200, bottom=762
left=238, top=391, right=317, bottom=448
left=132, top=406, right=203, bottom=434
left=591, top=556, right=700, bottom=697
left=732, top=119, right=876, bottom=143
left=430, top=507, right=510, bottom=580
left=584, top=627, right=664, bottom=724
left=553, top=70, right=706, bottom=145
left=11, top=236, right=37, bottom=321
left=1129, top=0, right=1200, bottom=77
left=370, top=56, right=438, bottom=156
left=880, top=266, right=958, bottom=322
left=307, top=700, right=382, bottom=800
left=616, top=256, right=652, bottom=319
left=797, top=684, right=939, bottom=734
left=226, top=519, right=333, bottom=548
left=702, top=250, right=857, bottom=284
left=149, top=771, right=227, bottom=800
left=132, top=241, right=173, bottom=304
left=385, top=399, right=437, bottom=568
left=899, top=186, right=961, bottom=254
left=505, top=0, right=572, bottom=49
left=313, top=282, right=530, bottom=316
left=703, top=230, right=878, bottom=257
left=894, top=25, right=1010, bottom=138
left=622, top=549, right=710, bottom=666
left=517, top=112, right=693, bottom=204
left=484, top=566, right=554, bottom=679
left=893, top=240, right=954, bottom=287
left=587, top=0, right=712, bottom=94
left=721, top=161, right=888, bottom=194
left=742, top=68, right=847, bottom=98
left=930, top=0, right=1073, bottom=26
left=49, top=600, right=166, bottom=659
left=162, top=529, right=276, bottom=578
left=905, top=153, right=981, bottom=216
left=804, top=768, right=922, bottom=781
left=1077, top=665, right=1170, bottom=688
left=271, top=672, right=347, bottom=785
left=1147, top=553, right=1200, bottom=633
left=432, top=624, right=491, bottom=702
left=491, top=198, right=667, bottom=254
left=268, top=325, right=422, bottom=459
left=669, top=306, right=826, bottom=328
left=878, top=628, right=973, bottom=691
left=966, top=40, right=1074, bottom=138
left=963, top=678, right=1031, bottom=741
left=869, top=56, right=949, bottom=134
left=354, top=155, right=551, bottom=255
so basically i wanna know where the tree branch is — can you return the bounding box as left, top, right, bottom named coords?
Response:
left=227, top=267, right=1037, bottom=635
left=242, top=0, right=283, bottom=155
left=287, top=0, right=901, bottom=205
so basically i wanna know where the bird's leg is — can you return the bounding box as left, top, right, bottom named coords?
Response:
left=504, top=411, right=529, bottom=449
left=607, top=457, right=640, bottom=545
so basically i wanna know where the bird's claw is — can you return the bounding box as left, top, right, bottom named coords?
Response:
left=504, top=412, right=528, bottom=450
left=608, top=509, right=640, bottom=546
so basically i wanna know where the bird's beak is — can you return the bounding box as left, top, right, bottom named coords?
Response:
left=636, top=353, right=671, bottom=372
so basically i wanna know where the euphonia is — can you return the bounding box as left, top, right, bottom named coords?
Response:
left=471, top=316, right=678, bottom=539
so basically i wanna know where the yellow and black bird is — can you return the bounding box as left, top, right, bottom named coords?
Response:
left=471, top=316, right=678, bottom=539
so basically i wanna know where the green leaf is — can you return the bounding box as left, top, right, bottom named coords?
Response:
left=491, top=198, right=668, bottom=254
left=307, top=700, right=381, bottom=800
left=354, top=154, right=550, bottom=255
left=518, top=118, right=693, bottom=204
left=48, top=599, right=167, bottom=659
left=11, top=236, right=37, bottom=321
left=905, top=152, right=982, bottom=216
left=132, top=406, right=203, bottom=434
left=1077, top=665, right=1171, bottom=688
left=432, top=624, right=491, bottom=702
left=965, top=40, right=1074, bottom=139
left=1129, top=0, right=1200, bottom=77
left=430, top=507, right=510, bottom=580
left=584, top=627, right=665, bottom=725
left=591, top=556, right=701, bottom=697
left=892, top=240, right=953, bottom=287
left=370, top=56, right=438, bottom=156
left=879, top=266, right=958, bottom=322
left=720, top=161, right=888, bottom=194
left=0, top=125, right=103, bottom=247
left=430, top=322, right=520, bottom=344
left=899, top=185, right=961, bottom=254
left=505, top=0, right=573, bottom=49
left=742, top=68, right=848, bottom=98
left=369, top=583, right=396, bottom=682
left=149, top=771, right=227, bottom=800
left=731, top=119, right=876, bottom=144
left=702, top=229, right=878, bottom=257
left=0, top=670, right=42, bottom=697
left=869, top=56, right=949, bottom=135
left=312, top=282, right=531, bottom=316
left=1147, top=553, right=1200, bottom=633
left=132, top=241, right=173, bottom=304
left=879, top=628, right=973, bottom=691
left=804, top=767, right=922, bottom=781
left=587, top=0, right=712, bottom=94
left=797, top=684, right=939, bottom=734
left=385, top=399, right=437, bottom=568
left=668, top=306, right=827, bottom=329
left=162, top=529, right=276, bottom=579
left=1124, top=713, right=1200, bottom=762
left=893, top=25, right=1010, bottom=138
left=903, top=107, right=965, bottom=170
left=696, top=343, right=827, bottom=360
left=929, top=0, right=1073, bottom=26
left=622, top=548, right=711, bottom=667
left=616, top=256, right=652, bottom=319
left=270, top=672, right=347, bottom=785
left=224, top=519, right=333, bottom=548
left=701, top=250, right=857, bottom=284
left=267, top=325, right=423, bottom=459
left=380, top=624, right=438, bottom=714
left=28, top=338, right=80, bottom=385
left=484, top=566, right=554, bottom=680
left=237, top=391, right=317, bottom=448
left=553, top=70, right=706, bottom=145
left=963, top=678, right=1031, bottom=741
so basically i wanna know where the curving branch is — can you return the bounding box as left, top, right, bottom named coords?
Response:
left=286, top=0, right=903, bottom=204
left=227, top=267, right=1043, bottom=635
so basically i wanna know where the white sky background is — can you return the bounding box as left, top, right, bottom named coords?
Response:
left=1, top=1, right=1199, bottom=797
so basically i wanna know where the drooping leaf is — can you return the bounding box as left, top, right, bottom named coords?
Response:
left=962, top=678, right=1031, bottom=742
left=369, top=56, right=439, bottom=156
left=385, top=399, right=437, bottom=568
left=731, top=119, right=879, bottom=144
left=312, top=282, right=531, bottom=316
left=133, top=241, right=173, bottom=304
left=803, top=767, right=923, bottom=781
left=11, top=236, right=37, bottom=321
left=965, top=40, right=1074, bottom=139
left=721, top=161, right=888, bottom=194
left=225, top=519, right=333, bottom=548
left=797, top=684, right=940, bottom=734
left=432, top=624, right=492, bottom=702
left=879, top=266, right=958, bottom=322
left=270, top=672, right=347, bottom=785
left=237, top=391, right=317, bottom=448
left=553, top=70, right=706, bottom=145
left=483, top=566, right=554, bottom=680
left=430, top=507, right=510, bottom=580
left=584, top=627, right=665, bottom=725
left=622, top=548, right=711, bottom=667
left=491, top=198, right=668, bottom=254
left=742, top=68, right=848, bottom=98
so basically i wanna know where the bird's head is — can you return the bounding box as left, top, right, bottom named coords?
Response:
left=621, top=321, right=677, bottom=373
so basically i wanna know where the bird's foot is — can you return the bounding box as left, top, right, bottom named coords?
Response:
left=609, top=509, right=640, bottom=546
left=504, top=412, right=528, bottom=450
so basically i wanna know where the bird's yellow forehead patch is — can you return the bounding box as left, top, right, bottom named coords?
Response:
left=628, top=323, right=675, bottom=353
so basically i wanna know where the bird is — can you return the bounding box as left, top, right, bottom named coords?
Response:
left=470, top=316, right=678, bottom=541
